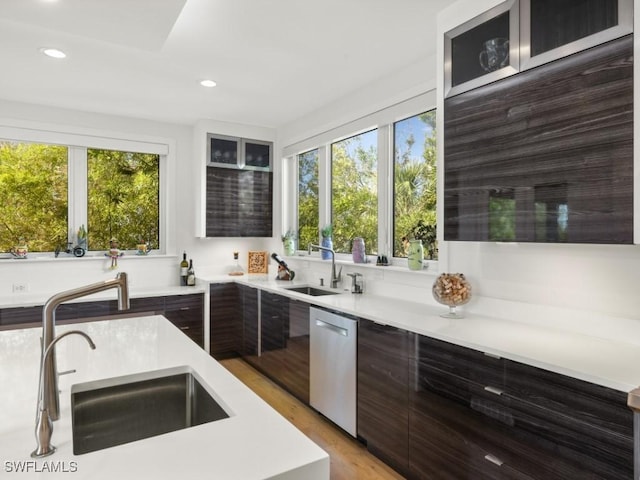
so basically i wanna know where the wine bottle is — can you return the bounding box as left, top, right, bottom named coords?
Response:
left=187, top=259, right=196, bottom=286
left=180, top=251, right=188, bottom=286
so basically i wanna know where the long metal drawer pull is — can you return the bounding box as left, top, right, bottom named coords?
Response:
left=315, top=319, right=348, bottom=337
left=484, top=454, right=504, bottom=467
left=484, top=386, right=504, bottom=396
left=179, top=326, right=190, bottom=330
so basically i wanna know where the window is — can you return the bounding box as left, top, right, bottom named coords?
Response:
left=87, top=149, right=159, bottom=250
left=0, top=138, right=162, bottom=254
left=285, top=91, right=437, bottom=265
left=393, top=110, right=437, bottom=259
left=0, top=141, right=68, bottom=252
left=297, top=149, right=319, bottom=249
left=331, top=130, right=378, bottom=255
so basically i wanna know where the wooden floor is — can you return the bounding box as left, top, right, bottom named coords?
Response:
left=220, top=358, right=405, bottom=480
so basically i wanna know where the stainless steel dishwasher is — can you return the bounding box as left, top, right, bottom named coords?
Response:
left=309, top=306, right=357, bottom=437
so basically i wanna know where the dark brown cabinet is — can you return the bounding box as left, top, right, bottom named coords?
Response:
left=164, top=294, right=204, bottom=348
left=0, top=293, right=205, bottom=348
left=444, top=35, right=633, bottom=244
left=409, top=334, right=633, bottom=479
left=357, top=319, right=412, bottom=476
left=205, top=167, right=273, bottom=237
left=239, top=284, right=259, bottom=366
left=209, top=283, right=241, bottom=360
left=251, top=290, right=310, bottom=403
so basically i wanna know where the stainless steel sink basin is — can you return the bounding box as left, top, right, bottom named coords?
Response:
left=283, top=285, right=341, bottom=296
left=71, top=366, right=230, bottom=455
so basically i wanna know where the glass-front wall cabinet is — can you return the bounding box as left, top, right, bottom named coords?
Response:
left=445, top=0, right=632, bottom=97
left=445, top=0, right=519, bottom=97
left=207, top=133, right=272, bottom=171
left=521, top=0, right=633, bottom=70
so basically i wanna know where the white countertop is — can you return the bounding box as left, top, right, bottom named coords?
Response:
left=207, top=274, right=640, bottom=393
left=0, top=315, right=329, bottom=479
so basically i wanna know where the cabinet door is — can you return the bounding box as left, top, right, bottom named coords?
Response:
left=242, top=139, right=272, bottom=169
left=357, top=319, right=412, bottom=476
left=207, top=133, right=239, bottom=166
left=444, top=0, right=519, bottom=97
left=239, top=285, right=259, bottom=366
left=0, top=305, right=41, bottom=329
left=281, top=298, right=310, bottom=403
left=522, top=0, right=633, bottom=70
left=164, top=294, right=204, bottom=348
left=129, top=296, right=165, bottom=315
left=206, top=168, right=273, bottom=237
left=209, top=283, right=241, bottom=360
left=444, top=35, right=633, bottom=244
left=256, top=291, right=287, bottom=380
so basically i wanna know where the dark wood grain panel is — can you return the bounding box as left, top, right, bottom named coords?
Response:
left=503, top=360, right=633, bottom=478
left=0, top=305, right=41, bottom=328
left=358, top=319, right=412, bottom=476
left=209, top=283, right=241, bottom=360
left=239, top=285, right=259, bottom=367
left=279, top=299, right=310, bottom=403
left=163, top=293, right=204, bottom=348
left=205, top=167, right=273, bottom=237
left=410, top=332, right=633, bottom=479
left=444, top=35, right=633, bottom=243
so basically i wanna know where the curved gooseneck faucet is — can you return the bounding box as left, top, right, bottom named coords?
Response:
left=39, top=272, right=129, bottom=422
left=32, top=330, right=96, bottom=458
left=308, top=243, right=342, bottom=288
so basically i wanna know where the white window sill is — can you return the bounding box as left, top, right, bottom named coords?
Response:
left=284, top=252, right=439, bottom=275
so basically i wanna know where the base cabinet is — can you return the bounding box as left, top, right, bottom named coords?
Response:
left=0, top=293, right=205, bottom=348
left=163, top=294, right=204, bottom=348
left=357, top=319, right=412, bottom=476
left=408, top=335, right=633, bottom=479
left=209, top=283, right=241, bottom=359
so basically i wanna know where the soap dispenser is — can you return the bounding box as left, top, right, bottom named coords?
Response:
left=347, top=273, right=364, bottom=294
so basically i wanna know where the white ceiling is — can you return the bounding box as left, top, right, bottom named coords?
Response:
left=0, top=0, right=451, bottom=127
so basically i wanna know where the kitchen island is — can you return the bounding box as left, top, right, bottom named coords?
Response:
left=0, top=315, right=329, bottom=479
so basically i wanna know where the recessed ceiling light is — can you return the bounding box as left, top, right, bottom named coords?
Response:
left=200, top=80, right=217, bottom=88
left=40, top=48, right=67, bottom=59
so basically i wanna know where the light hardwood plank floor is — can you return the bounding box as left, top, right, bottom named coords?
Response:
left=220, top=358, right=405, bottom=480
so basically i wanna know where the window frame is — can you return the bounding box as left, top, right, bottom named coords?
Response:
left=0, top=121, right=171, bottom=256
left=282, top=90, right=438, bottom=268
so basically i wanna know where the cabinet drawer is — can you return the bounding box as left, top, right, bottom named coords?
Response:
left=410, top=384, right=606, bottom=480
left=164, top=294, right=203, bottom=311
left=416, top=335, right=505, bottom=390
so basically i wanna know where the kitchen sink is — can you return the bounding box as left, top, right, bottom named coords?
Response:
left=71, top=366, right=230, bottom=455
left=283, top=285, right=341, bottom=296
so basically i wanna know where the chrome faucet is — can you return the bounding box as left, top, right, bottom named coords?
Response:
left=32, top=330, right=96, bottom=458
left=308, top=243, right=342, bottom=288
left=40, top=272, right=130, bottom=422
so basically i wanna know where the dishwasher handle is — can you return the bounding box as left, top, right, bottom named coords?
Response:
left=315, top=319, right=349, bottom=337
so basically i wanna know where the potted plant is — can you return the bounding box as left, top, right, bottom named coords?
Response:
left=320, top=224, right=332, bottom=260
left=281, top=230, right=296, bottom=256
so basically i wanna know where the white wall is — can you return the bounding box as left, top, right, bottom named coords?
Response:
left=0, top=100, right=278, bottom=296
left=277, top=0, right=640, bottom=335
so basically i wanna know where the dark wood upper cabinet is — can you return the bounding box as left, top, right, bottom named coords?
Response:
left=444, top=34, right=633, bottom=244
left=205, top=167, right=273, bottom=237
left=445, top=0, right=632, bottom=97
